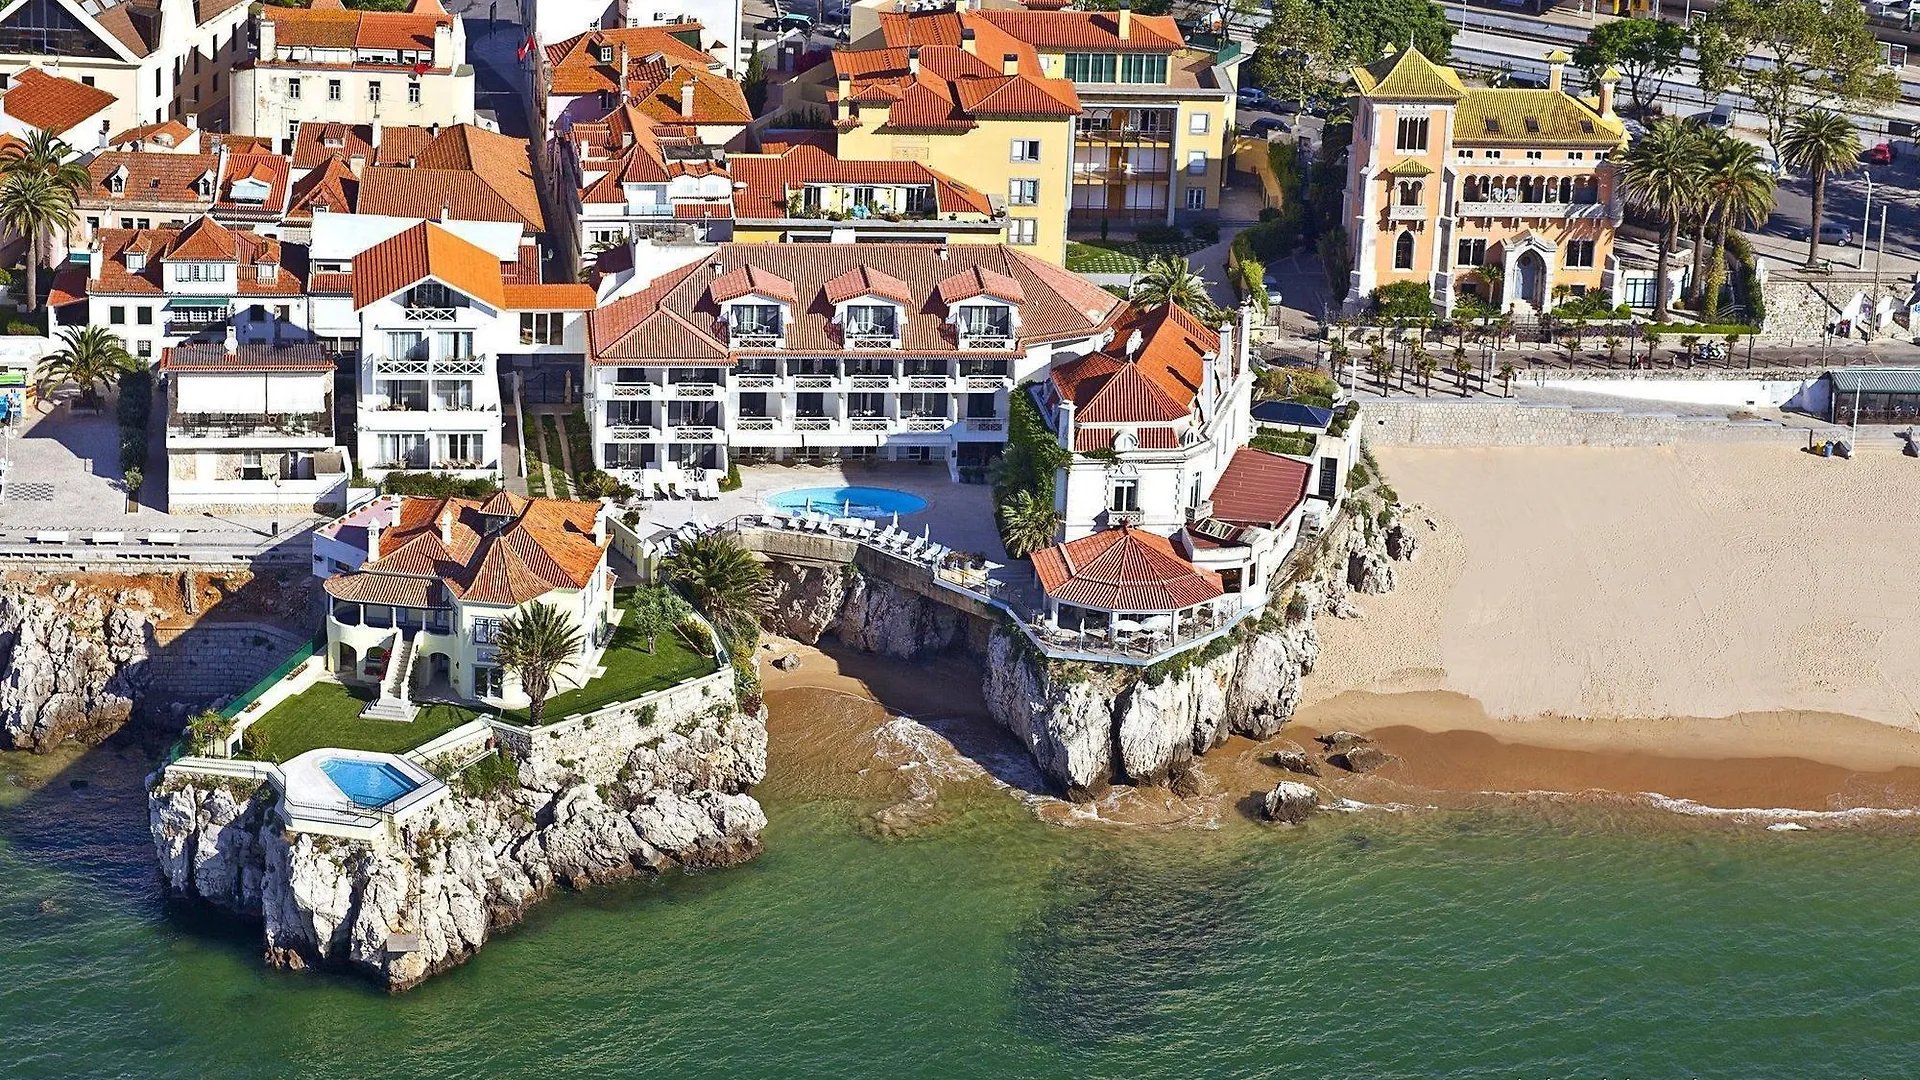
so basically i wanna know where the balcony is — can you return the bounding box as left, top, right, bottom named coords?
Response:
left=736, top=375, right=777, bottom=389
left=669, top=425, right=722, bottom=442
left=606, top=424, right=658, bottom=441
left=167, top=409, right=331, bottom=440
left=793, top=375, right=836, bottom=390
left=1106, top=509, right=1145, bottom=527
left=849, top=416, right=894, bottom=432
left=904, top=375, right=952, bottom=392
left=735, top=417, right=776, bottom=431
left=401, top=306, right=459, bottom=322
left=668, top=382, right=720, bottom=399
left=370, top=354, right=486, bottom=376
left=1387, top=204, right=1426, bottom=222
left=844, top=333, right=898, bottom=350
left=962, top=374, right=1010, bottom=391
left=965, top=417, right=1007, bottom=434
left=849, top=375, right=893, bottom=391
left=166, top=316, right=230, bottom=336
left=793, top=417, right=836, bottom=432
left=1456, top=200, right=1608, bottom=221
left=959, top=334, right=1015, bottom=351
left=731, top=333, right=784, bottom=349
left=903, top=416, right=951, bottom=432
left=606, top=382, right=660, bottom=399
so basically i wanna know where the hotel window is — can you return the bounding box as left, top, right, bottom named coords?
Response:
left=1569, top=151, right=1586, bottom=160
left=1190, top=112, right=1208, bottom=134
left=844, top=304, right=897, bottom=338
left=1010, top=139, right=1041, bottom=162
left=109, top=305, right=125, bottom=324
left=1119, top=54, right=1167, bottom=84
left=1394, top=230, right=1415, bottom=270
left=1457, top=238, right=1487, bottom=266
left=408, top=80, right=422, bottom=104
left=1008, top=218, right=1037, bottom=245
left=377, top=434, right=429, bottom=468
left=1457, top=149, right=1474, bottom=159
left=475, top=666, right=504, bottom=698
left=1185, top=187, right=1205, bottom=209
left=736, top=392, right=769, bottom=419
left=286, top=77, right=301, bottom=100
left=1526, top=150, right=1543, bottom=160
left=1108, top=478, right=1140, bottom=513
left=1485, top=149, right=1502, bottom=159
left=328, top=79, right=341, bottom=101
left=439, top=433, right=483, bottom=464
left=1185, top=151, right=1207, bottom=176
left=241, top=450, right=263, bottom=480
left=1008, top=178, right=1039, bottom=205
left=1565, top=239, right=1596, bottom=268
left=387, top=331, right=425, bottom=359
left=1395, top=115, right=1429, bottom=152
left=728, top=303, right=782, bottom=338
left=368, top=81, right=382, bottom=103
left=433, top=380, right=472, bottom=410
left=958, top=305, right=1013, bottom=338
left=520, top=311, right=562, bottom=345
left=136, top=306, right=152, bottom=325
left=136, top=340, right=152, bottom=359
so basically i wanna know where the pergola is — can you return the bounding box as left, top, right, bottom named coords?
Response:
left=1031, top=526, right=1227, bottom=644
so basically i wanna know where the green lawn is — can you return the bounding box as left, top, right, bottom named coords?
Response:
left=240, top=682, right=482, bottom=762
left=1065, top=238, right=1209, bottom=274
left=505, top=608, right=719, bottom=724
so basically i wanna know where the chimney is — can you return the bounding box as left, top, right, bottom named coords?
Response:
left=1001, top=52, right=1017, bottom=77
left=366, top=519, right=381, bottom=562
left=836, top=70, right=851, bottom=122
left=438, top=503, right=454, bottom=544
left=1218, top=310, right=1237, bottom=380
left=1124, top=328, right=1143, bottom=359
left=432, top=20, right=453, bottom=69
left=87, top=237, right=101, bottom=280
left=1598, top=65, right=1619, bottom=119
left=1545, top=49, right=1568, bottom=93
left=213, top=142, right=229, bottom=205
left=224, top=322, right=237, bottom=355
left=1056, top=400, right=1075, bottom=452
left=618, top=41, right=630, bottom=79
left=680, top=80, right=695, bottom=119
left=908, top=46, right=920, bottom=76
left=184, top=112, right=199, bottom=131
left=347, top=152, right=366, bottom=176
left=937, top=243, right=949, bottom=260
left=1117, top=0, right=1131, bottom=40
left=709, top=255, right=723, bottom=274
left=960, top=28, right=976, bottom=56
left=258, top=10, right=276, bottom=57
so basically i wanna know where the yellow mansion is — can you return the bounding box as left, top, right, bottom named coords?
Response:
left=1342, top=48, right=1628, bottom=315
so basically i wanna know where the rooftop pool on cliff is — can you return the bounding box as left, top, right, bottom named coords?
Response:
left=318, top=757, right=419, bottom=809
left=764, top=486, right=928, bottom=519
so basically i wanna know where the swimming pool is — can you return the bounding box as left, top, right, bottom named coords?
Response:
left=763, top=486, right=929, bottom=519
left=318, top=757, right=421, bottom=809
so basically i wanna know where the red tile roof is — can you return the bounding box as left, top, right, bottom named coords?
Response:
left=589, top=244, right=1121, bottom=363
left=168, top=215, right=240, bottom=260
left=355, top=126, right=543, bottom=229
left=1032, top=527, right=1223, bottom=612
left=830, top=44, right=1078, bottom=132
left=160, top=342, right=334, bottom=372
left=975, top=8, right=1186, bottom=51
left=83, top=151, right=218, bottom=206
left=285, top=155, right=359, bottom=219
left=823, top=264, right=912, bottom=305
left=1049, top=302, right=1217, bottom=424
left=351, top=220, right=505, bottom=310
left=937, top=265, right=1024, bottom=304
left=324, top=495, right=606, bottom=607
left=290, top=122, right=374, bottom=168
left=264, top=5, right=453, bottom=56
left=502, top=283, right=595, bottom=310
left=2, top=68, right=117, bottom=136
left=50, top=221, right=304, bottom=303
left=727, top=145, right=993, bottom=220
left=710, top=264, right=797, bottom=304
left=1207, top=447, right=1312, bottom=529
left=544, top=24, right=713, bottom=94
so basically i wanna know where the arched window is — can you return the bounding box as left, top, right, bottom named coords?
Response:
left=1397, top=180, right=1423, bottom=207
left=1394, top=230, right=1415, bottom=270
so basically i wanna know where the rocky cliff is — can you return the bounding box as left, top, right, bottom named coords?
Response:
left=763, top=562, right=977, bottom=658
left=149, top=706, right=767, bottom=991
left=0, top=582, right=157, bottom=752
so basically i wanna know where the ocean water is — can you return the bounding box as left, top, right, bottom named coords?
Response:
left=6, top=734, right=1920, bottom=1079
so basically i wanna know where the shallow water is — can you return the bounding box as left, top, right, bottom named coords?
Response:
left=6, top=699, right=1920, bottom=1079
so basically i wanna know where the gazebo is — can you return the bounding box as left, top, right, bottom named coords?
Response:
left=1031, top=526, right=1228, bottom=645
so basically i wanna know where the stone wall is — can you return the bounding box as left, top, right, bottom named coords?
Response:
left=146, top=622, right=312, bottom=713
left=496, top=666, right=748, bottom=791
left=1360, top=399, right=1818, bottom=447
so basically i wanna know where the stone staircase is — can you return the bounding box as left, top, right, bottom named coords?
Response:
left=360, top=631, right=418, bottom=722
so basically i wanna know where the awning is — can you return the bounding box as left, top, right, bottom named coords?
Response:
left=168, top=297, right=231, bottom=308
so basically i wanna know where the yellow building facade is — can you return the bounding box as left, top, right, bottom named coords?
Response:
left=1343, top=48, right=1627, bottom=315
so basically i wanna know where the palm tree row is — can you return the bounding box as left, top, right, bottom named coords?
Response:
left=0, top=130, right=90, bottom=313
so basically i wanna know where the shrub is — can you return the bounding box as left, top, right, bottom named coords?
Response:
left=379, top=471, right=502, bottom=498
left=1258, top=207, right=1282, bottom=223
left=1370, top=281, right=1435, bottom=319
left=5, top=319, right=39, bottom=335
left=457, top=751, right=519, bottom=799
left=1191, top=220, right=1220, bottom=244
left=1135, top=224, right=1184, bottom=244
left=185, top=709, right=234, bottom=755
left=577, top=469, right=623, bottom=499
left=1250, top=432, right=1316, bottom=456
left=122, top=466, right=142, bottom=493
left=718, top=461, right=741, bottom=491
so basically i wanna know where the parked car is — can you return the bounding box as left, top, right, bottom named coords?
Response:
left=1862, top=142, right=1895, bottom=165
left=773, top=11, right=814, bottom=32
left=1809, top=222, right=1855, bottom=246
left=1237, top=87, right=1269, bottom=107
left=1705, top=101, right=1735, bottom=129
left=1247, top=116, right=1290, bottom=139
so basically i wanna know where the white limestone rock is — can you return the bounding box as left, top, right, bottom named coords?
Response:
left=0, top=588, right=157, bottom=751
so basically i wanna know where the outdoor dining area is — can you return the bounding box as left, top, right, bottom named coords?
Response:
left=1028, top=526, right=1241, bottom=657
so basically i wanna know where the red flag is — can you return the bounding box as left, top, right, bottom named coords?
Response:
left=517, top=33, right=534, bottom=61
left=412, top=60, right=431, bottom=75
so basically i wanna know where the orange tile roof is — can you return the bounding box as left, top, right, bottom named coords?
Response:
left=1207, top=447, right=1312, bottom=529
left=291, top=121, right=374, bottom=167
left=1049, top=302, right=1215, bottom=424
left=937, top=265, right=1024, bottom=304
left=160, top=341, right=334, bottom=372
left=590, top=243, right=1120, bottom=363
left=2, top=68, right=117, bottom=136
left=90, top=4, right=156, bottom=58
left=285, top=155, right=359, bottom=219
left=831, top=44, right=1078, bottom=132
left=710, top=264, right=797, bottom=304
left=264, top=6, right=452, bottom=55
left=217, top=152, right=291, bottom=211
left=727, top=146, right=993, bottom=220
left=50, top=221, right=304, bottom=303
left=502, top=283, right=595, bottom=310
left=324, top=495, right=606, bottom=607
left=83, top=151, right=218, bottom=206
left=975, top=8, right=1185, bottom=51
left=356, top=125, right=543, bottom=229
left=1032, top=527, right=1223, bottom=612
left=351, top=220, right=505, bottom=310
left=544, top=24, right=713, bottom=95
left=107, top=120, right=195, bottom=152
left=168, top=215, right=240, bottom=260
left=824, top=265, right=911, bottom=305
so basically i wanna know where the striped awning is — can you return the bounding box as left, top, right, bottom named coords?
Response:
left=1827, top=368, right=1920, bottom=394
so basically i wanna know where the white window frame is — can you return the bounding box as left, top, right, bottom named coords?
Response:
left=1185, top=151, right=1207, bottom=176
left=1189, top=112, right=1208, bottom=134
left=1010, top=139, right=1041, bottom=162
left=1008, top=218, right=1037, bottom=245
left=1185, top=187, right=1205, bottom=210
left=1008, top=178, right=1039, bottom=206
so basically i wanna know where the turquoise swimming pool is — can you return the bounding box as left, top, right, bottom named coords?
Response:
left=319, top=757, right=420, bottom=809
left=764, top=486, right=929, bottom=519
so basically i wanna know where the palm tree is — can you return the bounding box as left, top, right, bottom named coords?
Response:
left=1780, top=109, right=1860, bottom=270
left=1604, top=334, right=1622, bottom=366
left=495, top=601, right=585, bottom=726
left=1413, top=347, right=1437, bottom=396
left=660, top=531, right=770, bottom=645
left=1619, top=117, right=1707, bottom=321
left=999, top=488, right=1061, bottom=558
left=1449, top=349, right=1473, bottom=395
left=1130, top=256, right=1215, bottom=317
left=0, top=171, right=75, bottom=314
left=36, top=325, right=136, bottom=410
left=1497, top=360, right=1516, bottom=397
left=0, top=131, right=87, bottom=313
left=1693, top=135, right=1775, bottom=319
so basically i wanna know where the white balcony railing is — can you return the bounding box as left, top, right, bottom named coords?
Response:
left=1107, top=509, right=1144, bottom=527
left=793, top=417, right=835, bottom=432
left=960, top=334, right=1014, bottom=351
left=735, top=417, right=776, bottom=431
left=607, top=425, right=657, bottom=441
left=669, top=383, right=720, bottom=399
left=732, top=334, right=783, bottom=349
left=849, top=375, right=894, bottom=391
left=849, top=416, right=894, bottom=432
left=1457, top=200, right=1607, bottom=220
left=963, top=375, right=1010, bottom=391
left=793, top=375, right=836, bottom=390
left=905, top=376, right=952, bottom=391
left=966, top=417, right=1007, bottom=433
left=904, top=416, right=950, bottom=432
left=669, top=425, right=722, bottom=442
left=1387, top=204, right=1426, bottom=222
left=607, top=383, right=659, bottom=399
left=845, top=334, right=898, bottom=350
left=736, top=375, right=777, bottom=389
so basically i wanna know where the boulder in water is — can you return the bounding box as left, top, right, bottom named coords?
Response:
left=1262, top=781, right=1319, bottom=824
left=771, top=653, right=801, bottom=671
left=1332, top=746, right=1392, bottom=774
left=1316, top=730, right=1371, bottom=753
left=1270, top=750, right=1320, bottom=776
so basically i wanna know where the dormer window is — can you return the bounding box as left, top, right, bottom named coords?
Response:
left=258, top=262, right=278, bottom=283
left=598, top=45, right=614, bottom=62
left=844, top=304, right=897, bottom=340
left=195, top=176, right=213, bottom=198
left=106, top=173, right=125, bottom=195
left=728, top=303, right=782, bottom=340
left=406, top=282, right=457, bottom=309
left=126, top=250, right=146, bottom=272
left=957, top=304, right=1012, bottom=341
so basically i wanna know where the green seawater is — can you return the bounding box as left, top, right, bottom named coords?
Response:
left=5, top=738, right=1920, bottom=1079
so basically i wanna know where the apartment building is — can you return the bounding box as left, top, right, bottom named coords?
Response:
left=346, top=220, right=591, bottom=481
left=540, top=23, right=748, bottom=144
left=0, top=0, right=250, bottom=133
left=1343, top=48, right=1627, bottom=314
left=0, top=67, right=118, bottom=150
left=555, top=98, right=733, bottom=266
left=230, top=0, right=475, bottom=147
left=969, top=3, right=1239, bottom=226
left=76, top=140, right=290, bottom=245
left=585, top=242, right=1121, bottom=479
left=158, top=337, right=348, bottom=514
left=817, top=30, right=1080, bottom=265
left=49, top=215, right=309, bottom=364
left=728, top=145, right=1007, bottom=247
